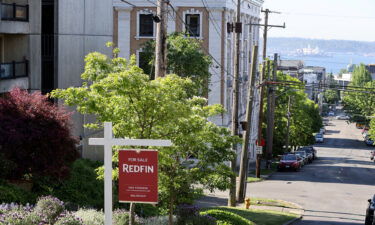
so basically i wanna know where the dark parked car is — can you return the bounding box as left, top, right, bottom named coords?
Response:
left=365, top=137, right=374, bottom=146
left=299, top=147, right=314, bottom=163
left=302, top=146, right=317, bottom=160
left=294, top=151, right=309, bottom=164
left=365, top=195, right=375, bottom=225
left=277, top=154, right=302, bottom=171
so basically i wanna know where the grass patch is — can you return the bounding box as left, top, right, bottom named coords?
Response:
left=250, top=198, right=299, bottom=209
left=246, top=177, right=264, bottom=183
left=208, top=207, right=298, bottom=225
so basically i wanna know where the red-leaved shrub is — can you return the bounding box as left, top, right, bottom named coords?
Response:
left=0, top=88, right=79, bottom=180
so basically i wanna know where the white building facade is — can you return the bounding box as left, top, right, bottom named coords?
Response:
left=113, top=0, right=263, bottom=162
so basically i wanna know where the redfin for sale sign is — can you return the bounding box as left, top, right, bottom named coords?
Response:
left=118, top=149, right=158, bottom=204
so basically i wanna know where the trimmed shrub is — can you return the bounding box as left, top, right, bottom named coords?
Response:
left=55, top=212, right=84, bottom=225
left=74, top=208, right=104, bottom=225
left=113, top=209, right=142, bottom=225
left=34, top=196, right=65, bottom=223
left=0, top=181, right=36, bottom=204
left=0, top=88, right=79, bottom=180
left=200, top=209, right=253, bottom=225
left=0, top=208, right=43, bottom=225
left=53, top=159, right=104, bottom=209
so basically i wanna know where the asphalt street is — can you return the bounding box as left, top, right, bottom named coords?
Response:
left=247, top=118, right=375, bottom=225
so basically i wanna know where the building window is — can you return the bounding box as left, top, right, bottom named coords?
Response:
left=185, top=14, right=200, bottom=37
left=139, top=14, right=154, bottom=37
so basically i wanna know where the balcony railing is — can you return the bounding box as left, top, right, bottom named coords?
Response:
left=0, top=61, right=29, bottom=80
left=1, top=3, right=29, bottom=21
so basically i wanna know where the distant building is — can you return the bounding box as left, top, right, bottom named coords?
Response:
left=299, top=66, right=326, bottom=100
left=366, top=64, right=375, bottom=80
left=334, top=73, right=351, bottom=87
left=277, top=60, right=304, bottom=78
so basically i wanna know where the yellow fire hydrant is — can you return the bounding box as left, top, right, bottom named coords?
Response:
left=245, top=198, right=251, bottom=209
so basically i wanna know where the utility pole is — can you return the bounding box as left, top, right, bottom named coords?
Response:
left=265, top=53, right=277, bottom=169
left=155, top=0, right=168, bottom=78
left=250, top=9, right=285, bottom=178
left=285, top=96, right=291, bottom=152
left=237, top=45, right=258, bottom=203
left=229, top=0, right=242, bottom=207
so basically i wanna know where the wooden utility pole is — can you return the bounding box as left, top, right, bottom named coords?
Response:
left=155, top=0, right=168, bottom=78
left=229, top=0, right=242, bottom=207
left=251, top=9, right=285, bottom=178
left=285, top=96, right=291, bottom=152
left=265, top=53, right=277, bottom=169
left=237, top=45, right=258, bottom=203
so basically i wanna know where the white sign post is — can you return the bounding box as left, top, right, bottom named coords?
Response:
left=89, top=122, right=172, bottom=225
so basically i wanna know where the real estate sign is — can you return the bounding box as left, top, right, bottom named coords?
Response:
left=118, top=149, right=158, bottom=204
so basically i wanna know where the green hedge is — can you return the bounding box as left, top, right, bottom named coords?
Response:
left=0, top=180, right=36, bottom=204
left=53, top=159, right=104, bottom=209
left=200, top=209, right=253, bottom=225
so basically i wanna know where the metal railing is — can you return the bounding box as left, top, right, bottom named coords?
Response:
left=0, top=60, right=29, bottom=80
left=1, top=3, right=29, bottom=21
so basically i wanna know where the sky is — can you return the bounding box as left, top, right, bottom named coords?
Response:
left=262, top=0, right=375, bottom=42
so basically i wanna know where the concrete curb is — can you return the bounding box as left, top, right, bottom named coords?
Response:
left=281, top=201, right=304, bottom=225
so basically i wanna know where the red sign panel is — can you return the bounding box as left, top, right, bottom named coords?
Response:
left=118, top=149, right=158, bottom=204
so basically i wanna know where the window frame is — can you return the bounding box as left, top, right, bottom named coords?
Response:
left=136, top=9, right=156, bottom=39
left=183, top=9, right=203, bottom=39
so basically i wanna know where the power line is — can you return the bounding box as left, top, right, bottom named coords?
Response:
left=281, top=11, right=375, bottom=20
left=167, top=2, right=233, bottom=78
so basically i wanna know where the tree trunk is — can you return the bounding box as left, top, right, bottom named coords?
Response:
left=129, top=203, right=135, bottom=225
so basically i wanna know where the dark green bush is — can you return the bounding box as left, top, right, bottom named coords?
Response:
left=0, top=181, right=36, bottom=204
left=53, top=159, right=104, bottom=209
left=200, top=209, right=253, bottom=225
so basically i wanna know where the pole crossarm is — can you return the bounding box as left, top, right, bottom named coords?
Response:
left=247, top=23, right=286, bottom=29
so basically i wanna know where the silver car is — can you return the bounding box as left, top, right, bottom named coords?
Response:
left=294, top=151, right=309, bottom=164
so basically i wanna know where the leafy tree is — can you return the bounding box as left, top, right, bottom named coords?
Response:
left=324, top=89, right=340, bottom=104
left=343, top=65, right=374, bottom=124
left=51, top=49, right=237, bottom=224
left=351, top=64, right=372, bottom=86
left=0, top=88, right=79, bottom=180
left=270, top=72, right=322, bottom=153
left=141, top=32, right=212, bottom=96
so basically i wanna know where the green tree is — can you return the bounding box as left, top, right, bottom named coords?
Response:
left=343, top=64, right=374, bottom=124
left=271, top=72, right=322, bottom=153
left=324, top=89, right=340, bottom=104
left=51, top=49, right=237, bottom=224
left=351, top=64, right=372, bottom=86
left=141, top=33, right=212, bottom=96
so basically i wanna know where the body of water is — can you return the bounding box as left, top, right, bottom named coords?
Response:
left=280, top=53, right=375, bottom=74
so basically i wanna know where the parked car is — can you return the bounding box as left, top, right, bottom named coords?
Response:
left=328, top=111, right=335, bottom=116
left=294, top=151, right=309, bottom=164
left=365, top=137, right=374, bottom=146
left=315, top=133, right=324, bottom=143
left=370, top=151, right=375, bottom=161
left=320, top=127, right=326, bottom=134
left=299, top=147, right=314, bottom=162
left=302, top=146, right=318, bottom=159
left=277, top=154, right=302, bottom=171
left=363, top=132, right=369, bottom=139
left=365, top=195, right=375, bottom=225
left=336, top=115, right=350, bottom=120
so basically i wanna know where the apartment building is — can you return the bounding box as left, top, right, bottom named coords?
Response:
left=0, top=0, right=113, bottom=159
left=113, top=0, right=263, bottom=161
